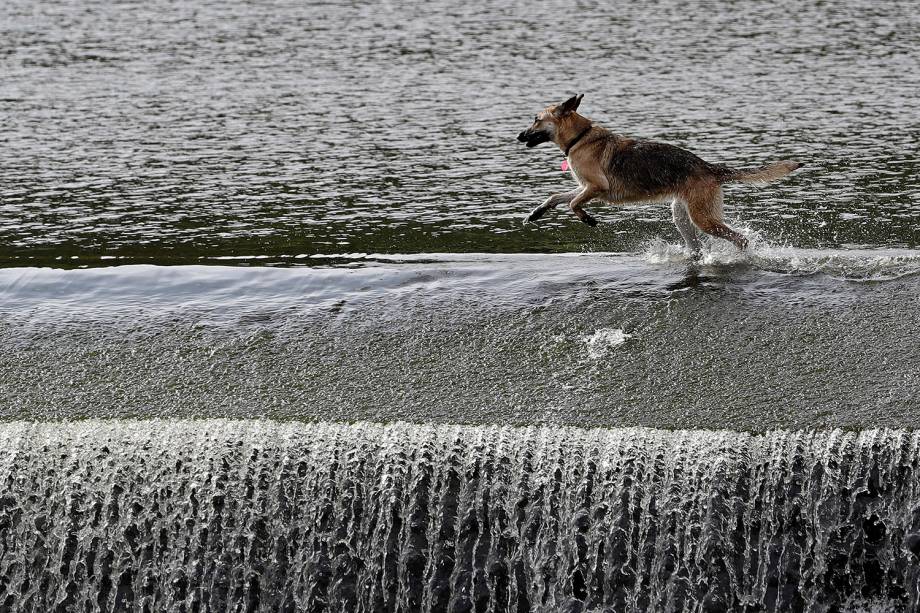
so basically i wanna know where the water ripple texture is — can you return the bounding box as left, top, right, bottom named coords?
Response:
left=1, top=0, right=919, bottom=265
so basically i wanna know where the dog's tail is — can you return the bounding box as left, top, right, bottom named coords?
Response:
left=718, top=160, right=802, bottom=184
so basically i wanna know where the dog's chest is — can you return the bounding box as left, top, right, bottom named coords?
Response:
left=567, top=158, right=585, bottom=186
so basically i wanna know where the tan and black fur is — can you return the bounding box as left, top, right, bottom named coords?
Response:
left=517, top=94, right=801, bottom=251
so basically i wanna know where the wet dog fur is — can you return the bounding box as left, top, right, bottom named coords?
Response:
left=516, top=94, right=801, bottom=252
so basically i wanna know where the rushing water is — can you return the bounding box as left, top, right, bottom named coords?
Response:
left=2, top=0, right=919, bottom=610
left=0, top=421, right=918, bottom=612
left=1, top=250, right=919, bottom=429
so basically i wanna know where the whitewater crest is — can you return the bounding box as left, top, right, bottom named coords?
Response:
left=0, top=421, right=918, bottom=612
left=583, top=328, right=631, bottom=359
left=641, top=238, right=920, bottom=281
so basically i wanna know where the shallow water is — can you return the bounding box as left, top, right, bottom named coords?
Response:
left=2, top=0, right=920, bottom=610
left=1, top=249, right=919, bottom=429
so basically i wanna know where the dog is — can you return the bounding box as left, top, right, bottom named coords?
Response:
left=516, top=94, right=801, bottom=252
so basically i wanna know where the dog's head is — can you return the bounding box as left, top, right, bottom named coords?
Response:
left=517, top=94, right=584, bottom=148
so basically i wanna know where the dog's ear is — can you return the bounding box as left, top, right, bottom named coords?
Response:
left=555, top=93, right=584, bottom=116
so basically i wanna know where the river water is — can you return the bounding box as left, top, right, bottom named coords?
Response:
left=1, top=0, right=918, bottom=610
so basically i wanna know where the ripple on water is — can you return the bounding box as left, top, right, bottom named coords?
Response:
left=0, top=0, right=919, bottom=263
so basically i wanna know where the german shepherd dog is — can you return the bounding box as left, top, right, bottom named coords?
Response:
left=517, top=94, right=801, bottom=252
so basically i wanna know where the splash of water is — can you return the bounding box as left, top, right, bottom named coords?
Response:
left=0, top=420, right=917, bottom=612
left=583, top=328, right=631, bottom=359
left=641, top=236, right=920, bottom=281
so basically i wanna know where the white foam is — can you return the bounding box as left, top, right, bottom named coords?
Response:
left=641, top=236, right=920, bottom=281
left=583, top=328, right=631, bottom=358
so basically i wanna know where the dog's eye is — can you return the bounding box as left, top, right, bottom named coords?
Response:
left=534, top=116, right=539, bottom=123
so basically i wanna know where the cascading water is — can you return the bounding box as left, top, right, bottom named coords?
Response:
left=0, top=421, right=917, bottom=612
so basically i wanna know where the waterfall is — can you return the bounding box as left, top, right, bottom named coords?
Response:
left=0, top=421, right=917, bottom=612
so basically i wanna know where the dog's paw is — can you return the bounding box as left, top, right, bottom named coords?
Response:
left=582, top=214, right=598, bottom=227
left=525, top=206, right=547, bottom=224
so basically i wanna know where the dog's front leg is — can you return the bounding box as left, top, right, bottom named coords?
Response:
left=568, top=187, right=600, bottom=226
left=525, top=189, right=580, bottom=223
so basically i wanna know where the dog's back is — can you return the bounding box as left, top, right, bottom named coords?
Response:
left=592, top=127, right=800, bottom=251
left=594, top=128, right=800, bottom=200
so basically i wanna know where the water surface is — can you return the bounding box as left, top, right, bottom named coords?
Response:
left=2, top=1, right=920, bottom=610
left=2, top=249, right=917, bottom=429
left=1, top=0, right=918, bottom=266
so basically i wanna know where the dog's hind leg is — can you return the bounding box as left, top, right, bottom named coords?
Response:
left=671, top=199, right=702, bottom=254
left=526, top=189, right=580, bottom=223
left=685, top=184, right=748, bottom=250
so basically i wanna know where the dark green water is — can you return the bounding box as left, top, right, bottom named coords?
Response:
left=1, top=0, right=918, bottom=268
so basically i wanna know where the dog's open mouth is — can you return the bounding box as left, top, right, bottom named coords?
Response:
left=517, top=130, right=551, bottom=148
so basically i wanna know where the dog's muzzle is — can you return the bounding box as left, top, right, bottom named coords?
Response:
left=517, top=129, right=551, bottom=148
